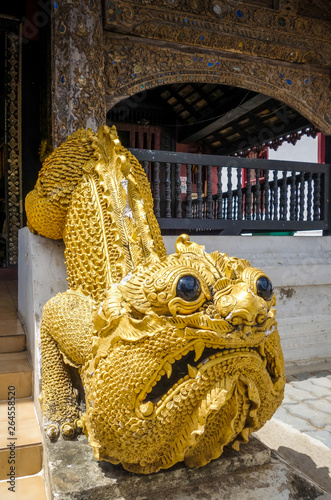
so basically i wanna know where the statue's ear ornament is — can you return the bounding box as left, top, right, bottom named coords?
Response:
left=175, top=234, right=205, bottom=256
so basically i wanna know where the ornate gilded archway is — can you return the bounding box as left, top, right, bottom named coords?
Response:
left=102, top=0, right=330, bottom=135
left=104, top=35, right=331, bottom=136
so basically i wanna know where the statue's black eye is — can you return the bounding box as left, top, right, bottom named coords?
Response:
left=176, top=275, right=201, bottom=301
left=256, top=276, right=274, bottom=301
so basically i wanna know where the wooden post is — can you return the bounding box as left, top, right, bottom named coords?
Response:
left=52, top=0, right=106, bottom=147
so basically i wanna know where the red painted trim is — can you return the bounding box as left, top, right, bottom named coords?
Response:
left=318, top=133, right=325, bottom=164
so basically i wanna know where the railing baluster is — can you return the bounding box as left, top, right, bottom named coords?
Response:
left=227, top=166, right=233, bottom=220
left=264, top=169, right=270, bottom=220
left=245, top=169, right=252, bottom=220
left=307, top=172, right=313, bottom=221
left=207, top=165, right=213, bottom=219
left=295, top=172, right=300, bottom=220
left=165, top=162, right=171, bottom=218
left=273, top=171, right=278, bottom=220
left=186, top=164, right=192, bottom=218
left=143, top=160, right=149, bottom=179
left=280, top=171, right=287, bottom=220
left=255, top=168, right=260, bottom=220
left=299, top=171, right=305, bottom=221
left=197, top=164, right=202, bottom=219
left=153, top=162, right=160, bottom=217
left=237, top=168, right=243, bottom=220
left=217, top=165, right=223, bottom=219
left=175, top=163, right=182, bottom=218
left=290, top=171, right=296, bottom=221
left=314, top=172, right=321, bottom=221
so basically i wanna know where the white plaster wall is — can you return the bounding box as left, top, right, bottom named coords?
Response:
left=18, top=228, right=331, bottom=401
left=268, top=135, right=318, bottom=163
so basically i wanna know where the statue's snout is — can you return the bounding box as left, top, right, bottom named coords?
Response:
left=215, top=282, right=268, bottom=325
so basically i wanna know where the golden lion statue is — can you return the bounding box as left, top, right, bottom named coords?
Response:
left=25, top=125, right=285, bottom=474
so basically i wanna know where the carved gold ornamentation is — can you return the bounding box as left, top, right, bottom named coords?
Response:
left=278, top=0, right=298, bottom=12
left=103, top=1, right=331, bottom=67
left=104, top=36, right=331, bottom=135
left=6, top=26, right=23, bottom=266
left=26, top=126, right=285, bottom=473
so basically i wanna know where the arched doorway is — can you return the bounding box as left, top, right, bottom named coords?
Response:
left=107, top=82, right=315, bottom=157
left=104, top=36, right=331, bottom=138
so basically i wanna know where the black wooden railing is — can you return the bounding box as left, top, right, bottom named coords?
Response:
left=130, top=149, right=330, bottom=235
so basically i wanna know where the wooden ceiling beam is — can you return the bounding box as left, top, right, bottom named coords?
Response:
left=214, top=115, right=310, bottom=155
left=205, top=131, right=229, bottom=147
left=179, top=87, right=249, bottom=142
left=228, top=122, right=247, bottom=139
left=246, top=111, right=266, bottom=129
left=161, top=86, right=199, bottom=120
left=181, top=94, right=272, bottom=143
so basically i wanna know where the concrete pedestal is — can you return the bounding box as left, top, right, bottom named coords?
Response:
left=18, top=227, right=68, bottom=407
left=44, top=435, right=325, bottom=500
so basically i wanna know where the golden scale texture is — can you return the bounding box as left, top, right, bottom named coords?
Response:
left=26, top=125, right=285, bottom=474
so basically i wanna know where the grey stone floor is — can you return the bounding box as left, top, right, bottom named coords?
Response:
left=274, top=370, right=331, bottom=449
left=255, top=369, right=331, bottom=496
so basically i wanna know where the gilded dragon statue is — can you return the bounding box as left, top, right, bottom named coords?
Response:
left=25, top=125, right=285, bottom=474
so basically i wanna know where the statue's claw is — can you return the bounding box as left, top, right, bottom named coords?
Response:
left=61, top=422, right=76, bottom=439
left=46, top=419, right=82, bottom=440
left=46, top=423, right=60, bottom=440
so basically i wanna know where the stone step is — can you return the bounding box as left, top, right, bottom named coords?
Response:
left=0, top=474, right=47, bottom=500
left=0, top=399, right=43, bottom=481
left=0, top=352, right=32, bottom=400
left=0, top=282, right=18, bottom=318
left=0, top=281, right=23, bottom=354
left=0, top=320, right=25, bottom=354
left=3, top=281, right=18, bottom=309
